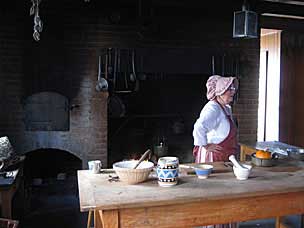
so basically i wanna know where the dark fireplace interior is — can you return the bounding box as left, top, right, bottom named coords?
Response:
left=19, top=149, right=82, bottom=225
left=108, top=73, right=207, bottom=165
left=24, top=149, right=81, bottom=179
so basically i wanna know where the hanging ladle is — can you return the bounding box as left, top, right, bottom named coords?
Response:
left=96, top=55, right=108, bottom=92
left=133, top=149, right=151, bottom=169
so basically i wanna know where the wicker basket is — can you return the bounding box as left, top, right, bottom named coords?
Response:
left=0, top=218, right=18, bottom=228
left=113, top=160, right=154, bottom=184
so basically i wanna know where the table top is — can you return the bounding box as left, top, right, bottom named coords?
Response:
left=0, top=169, right=19, bottom=187
left=240, top=141, right=302, bottom=155
left=78, top=160, right=304, bottom=212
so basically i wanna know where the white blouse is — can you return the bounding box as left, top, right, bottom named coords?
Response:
left=193, top=100, right=232, bottom=146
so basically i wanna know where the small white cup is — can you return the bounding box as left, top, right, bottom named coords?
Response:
left=88, top=160, right=102, bottom=174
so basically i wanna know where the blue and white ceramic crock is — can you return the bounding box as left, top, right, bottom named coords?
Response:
left=156, top=156, right=179, bottom=187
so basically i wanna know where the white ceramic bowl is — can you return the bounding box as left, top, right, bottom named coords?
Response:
left=232, top=164, right=252, bottom=180
left=113, top=160, right=154, bottom=184
left=194, top=164, right=213, bottom=179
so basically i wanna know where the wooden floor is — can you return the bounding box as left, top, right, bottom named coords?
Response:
left=20, top=211, right=302, bottom=228
left=13, top=175, right=87, bottom=228
left=20, top=208, right=87, bottom=228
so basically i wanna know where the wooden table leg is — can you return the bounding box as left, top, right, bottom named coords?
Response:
left=94, top=210, right=103, bottom=228
left=0, top=172, right=20, bottom=219
left=1, top=189, right=13, bottom=218
left=101, top=209, right=119, bottom=228
left=276, top=216, right=292, bottom=228
left=87, top=210, right=93, bottom=228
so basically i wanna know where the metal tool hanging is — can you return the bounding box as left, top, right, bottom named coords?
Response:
left=131, top=49, right=139, bottom=92
left=211, top=55, right=215, bottom=75
left=30, top=0, right=43, bottom=41
left=111, top=48, right=139, bottom=93
left=95, top=55, right=108, bottom=92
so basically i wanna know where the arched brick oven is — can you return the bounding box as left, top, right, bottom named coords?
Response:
left=10, top=90, right=107, bottom=218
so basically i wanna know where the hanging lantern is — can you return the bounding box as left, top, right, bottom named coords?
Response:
left=233, top=0, right=258, bottom=38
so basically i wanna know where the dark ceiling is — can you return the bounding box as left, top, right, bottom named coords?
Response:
left=2, top=0, right=304, bottom=19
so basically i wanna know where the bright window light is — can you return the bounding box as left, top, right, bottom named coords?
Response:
left=258, top=29, right=281, bottom=141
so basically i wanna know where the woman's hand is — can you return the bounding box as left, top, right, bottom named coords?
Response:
left=204, top=143, right=222, bottom=154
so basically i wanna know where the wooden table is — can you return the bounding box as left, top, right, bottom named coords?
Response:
left=239, top=141, right=301, bottom=161
left=0, top=169, right=20, bottom=218
left=78, top=161, right=304, bottom=228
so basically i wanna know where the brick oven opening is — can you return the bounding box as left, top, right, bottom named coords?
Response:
left=22, top=149, right=82, bottom=219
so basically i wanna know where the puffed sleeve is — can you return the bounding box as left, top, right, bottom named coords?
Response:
left=193, top=103, right=221, bottom=146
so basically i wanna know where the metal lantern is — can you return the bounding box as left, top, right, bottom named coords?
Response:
left=233, top=0, right=258, bottom=38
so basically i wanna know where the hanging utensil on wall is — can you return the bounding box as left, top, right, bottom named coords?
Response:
left=95, top=55, right=108, bottom=92
left=114, top=49, right=132, bottom=93
left=222, top=53, right=225, bottom=76
left=131, top=49, right=140, bottom=92
left=108, top=48, right=113, bottom=76
left=211, top=55, right=215, bottom=75
left=138, top=53, right=147, bottom=80
left=234, top=55, right=240, bottom=103
left=113, top=48, right=118, bottom=91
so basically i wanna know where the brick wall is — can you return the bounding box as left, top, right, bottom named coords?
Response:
left=0, top=2, right=109, bottom=167
left=0, top=0, right=260, bottom=166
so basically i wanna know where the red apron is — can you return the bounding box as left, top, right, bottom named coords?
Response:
left=193, top=102, right=238, bottom=162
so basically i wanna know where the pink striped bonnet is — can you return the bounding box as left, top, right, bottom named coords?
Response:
left=206, top=75, right=238, bottom=100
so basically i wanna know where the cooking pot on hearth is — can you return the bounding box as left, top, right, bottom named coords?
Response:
left=251, top=152, right=279, bottom=167
left=154, top=142, right=168, bottom=157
